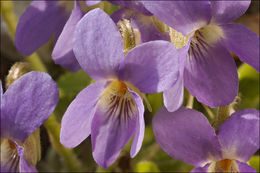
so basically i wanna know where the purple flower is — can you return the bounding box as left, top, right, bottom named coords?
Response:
left=153, top=107, right=259, bottom=172
left=60, top=9, right=179, bottom=168
left=15, top=0, right=99, bottom=71
left=0, top=71, right=59, bottom=172
left=143, top=1, right=259, bottom=107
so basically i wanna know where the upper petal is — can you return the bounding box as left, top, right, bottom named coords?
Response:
left=108, top=0, right=152, bottom=16
left=153, top=107, right=222, bottom=167
left=184, top=40, right=238, bottom=107
left=211, top=1, right=251, bottom=24
left=129, top=91, right=145, bottom=158
left=52, top=1, right=82, bottom=72
left=142, top=1, right=211, bottom=35
left=91, top=83, right=138, bottom=168
left=15, top=0, right=68, bottom=55
left=221, top=23, right=259, bottom=72
left=119, top=40, right=179, bottom=93
left=73, top=8, right=124, bottom=80
left=60, top=81, right=107, bottom=148
left=218, top=109, right=260, bottom=162
left=1, top=72, right=59, bottom=142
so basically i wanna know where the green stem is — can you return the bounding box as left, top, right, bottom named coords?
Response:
left=1, top=1, right=81, bottom=171
left=213, top=106, right=230, bottom=133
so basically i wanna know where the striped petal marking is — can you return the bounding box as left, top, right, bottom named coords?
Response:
left=97, top=80, right=138, bottom=123
left=1, top=138, right=20, bottom=172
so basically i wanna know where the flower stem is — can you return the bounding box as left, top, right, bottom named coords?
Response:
left=213, top=106, right=230, bottom=133
left=1, top=1, right=81, bottom=171
left=186, top=93, right=194, bottom=109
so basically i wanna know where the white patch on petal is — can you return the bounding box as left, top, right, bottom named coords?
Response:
left=198, top=23, right=224, bottom=44
left=0, top=138, right=20, bottom=172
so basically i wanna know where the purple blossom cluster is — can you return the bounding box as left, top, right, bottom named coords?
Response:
left=1, top=0, right=259, bottom=172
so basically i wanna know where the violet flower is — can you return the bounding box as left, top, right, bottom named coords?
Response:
left=15, top=0, right=100, bottom=71
left=143, top=1, right=259, bottom=107
left=60, top=8, right=179, bottom=168
left=0, top=71, right=59, bottom=172
left=153, top=107, right=259, bottom=172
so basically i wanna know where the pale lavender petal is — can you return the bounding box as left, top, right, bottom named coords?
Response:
left=221, top=23, right=259, bottom=72
left=211, top=1, right=251, bottom=24
left=111, top=8, right=170, bottom=43
left=184, top=42, right=238, bottom=107
left=153, top=107, right=222, bottom=167
left=163, top=75, right=184, bottom=112
left=191, top=164, right=210, bottom=172
left=15, top=0, right=68, bottom=55
left=109, top=1, right=152, bottom=16
left=1, top=72, right=59, bottom=142
left=85, top=0, right=102, bottom=6
left=60, top=81, right=107, bottom=148
left=52, top=1, right=82, bottom=72
left=218, top=109, right=259, bottom=162
left=16, top=144, right=37, bottom=172
left=73, top=8, right=124, bottom=80
left=91, top=88, right=138, bottom=168
left=119, top=40, right=179, bottom=93
left=142, top=1, right=211, bottom=35
left=129, top=91, right=145, bottom=158
left=236, top=161, right=257, bottom=173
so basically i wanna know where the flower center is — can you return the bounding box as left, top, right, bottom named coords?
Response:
left=98, top=80, right=137, bottom=120
left=208, top=159, right=239, bottom=172
left=1, top=138, right=20, bottom=172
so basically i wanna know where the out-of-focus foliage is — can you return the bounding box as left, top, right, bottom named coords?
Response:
left=134, top=161, right=159, bottom=172
left=249, top=155, right=260, bottom=172
left=238, top=64, right=259, bottom=109
left=55, top=70, right=92, bottom=121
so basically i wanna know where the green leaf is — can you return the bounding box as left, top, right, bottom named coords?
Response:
left=134, top=161, right=160, bottom=172
left=249, top=155, right=260, bottom=172
left=54, top=70, right=93, bottom=121
left=147, top=93, right=163, bottom=115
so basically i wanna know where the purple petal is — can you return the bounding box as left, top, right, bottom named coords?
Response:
left=15, top=0, right=68, bottom=55
left=153, top=107, right=222, bottom=167
left=52, top=1, right=82, bottom=72
left=16, top=144, right=37, bottom=172
left=109, top=0, right=152, bottom=16
left=218, top=109, right=260, bottom=162
left=129, top=91, right=145, bottom=158
left=111, top=8, right=170, bottom=43
left=1, top=72, right=59, bottom=142
left=119, top=40, right=179, bottom=93
left=91, top=87, right=138, bottom=168
left=73, top=8, right=124, bottom=80
left=142, top=1, right=211, bottom=35
left=163, top=75, right=184, bottom=112
left=85, top=0, right=102, bottom=6
left=236, top=161, right=257, bottom=173
left=184, top=42, right=238, bottom=107
left=221, top=23, right=259, bottom=72
left=60, top=81, right=107, bottom=148
left=211, top=1, right=251, bottom=24
left=191, top=164, right=210, bottom=172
